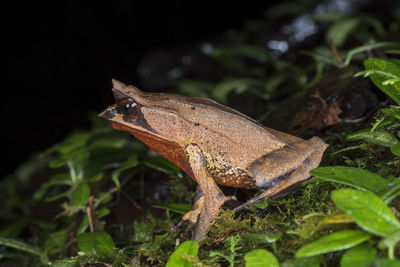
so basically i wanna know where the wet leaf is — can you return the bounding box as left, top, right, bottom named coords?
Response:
left=310, top=166, right=388, bottom=193
left=70, top=182, right=90, bottom=206
left=331, top=189, right=400, bottom=237
left=152, top=203, right=192, bottom=214
left=391, top=143, right=400, bottom=156
left=166, top=241, right=198, bottom=267
left=364, top=58, right=400, bottom=105
left=346, top=129, right=399, bottom=147
left=340, top=244, right=377, bottom=267
left=245, top=249, right=279, bottom=267
left=295, top=230, right=371, bottom=258
left=76, top=231, right=115, bottom=256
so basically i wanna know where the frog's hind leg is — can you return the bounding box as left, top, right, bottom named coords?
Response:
left=235, top=137, right=328, bottom=212
left=184, top=144, right=227, bottom=241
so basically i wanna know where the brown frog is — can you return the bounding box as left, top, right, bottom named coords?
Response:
left=99, top=80, right=328, bottom=241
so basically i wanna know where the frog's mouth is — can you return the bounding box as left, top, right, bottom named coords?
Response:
left=99, top=104, right=118, bottom=120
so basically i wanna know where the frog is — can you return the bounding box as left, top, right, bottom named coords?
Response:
left=99, top=80, right=328, bottom=241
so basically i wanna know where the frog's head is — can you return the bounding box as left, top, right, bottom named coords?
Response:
left=99, top=80, right=194, bottom=177
left=99, top=79, right=186, bottom=141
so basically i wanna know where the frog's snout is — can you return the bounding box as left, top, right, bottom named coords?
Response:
left=99, top=104, right=118, bottom=120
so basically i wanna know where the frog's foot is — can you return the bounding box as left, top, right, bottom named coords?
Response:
left=183, top=194, right=204, bottom=224
left=173, top=190, right=234, bottom=234
left=185, top=144, right=227, bottom=242
left=235, top=137, right=328, bottom=212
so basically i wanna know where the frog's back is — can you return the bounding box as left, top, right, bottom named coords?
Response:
left=162, top=95, right=288, bottom=154
left=152, top=95, right=291, bottom=188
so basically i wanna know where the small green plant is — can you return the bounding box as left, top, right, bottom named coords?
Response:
left=210, top=235, right=242, bottom=267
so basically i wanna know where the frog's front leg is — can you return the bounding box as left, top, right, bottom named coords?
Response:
left=184, top=144, right=227, bottom=241
left=235, top=136, right=328, bottom=211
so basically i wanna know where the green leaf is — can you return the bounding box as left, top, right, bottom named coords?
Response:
left=152, top=203, right=192, bottom=215
left=131, top=220, right=153, bottom=243
left=33, top=173, right=71, bottom=200
left=77, top=208, right=111, bottom=234
left=212, top=78, right=263, bottom=103
left=378, top=181, right=400, bottom=201
left=345, top=42, right=400, bottom=67
left=85, top=172, right=103, bottom=182
left=364, top=58, right=400, bottom=105
left=340, top=244, right=377, bottom=267
left=310, top=166, right=388, bottom=193
left=281, top=256, right=321, bottom=267
left=380, top=108, right=400, bottom=120
left=51, top=259, right=78, bottom=267
left=372, top=258, right=400, bottom=267
left=70, top=182, right=90, bottom=206
left=142, top=156, right=181, bottom=175
left=47, top=132, right=91, bottom=155
left=265, top=2, right=305, bottom=19
left=0, top=237, right=49, bottom=264
left=111, top=154, right=138, bottom=189
left=239, top=232, right=282, bottom=245
left=295, top=230, right=371, bottom=258
left=44, top=229, right=68, bottom=257
left=378, top=230, right=400, bottom=260
left=166, top=241, right=198, bottom=267
left=0, top=218, right=30, bottom=238
left=87, top=137, right=127, bottom=150
left=245, top=249, right=279, bottom=267
left=76, top=231, right=115, bottom=256
left=391, top=143, right=400, bottom=156
left=253, top=199, right=269, bottom=209
left=327, top=17, right=360, bottom=47
left=175, top=79, right=214, bottom=98
left=346, top=129, right=399, bottom=147
left=331, top=189, right=400, bottom=237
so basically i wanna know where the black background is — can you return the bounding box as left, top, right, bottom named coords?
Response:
left=3, top=1, right=276, bottom=178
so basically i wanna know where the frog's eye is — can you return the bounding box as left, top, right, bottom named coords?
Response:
left=117, top=99, right=140, bottom=116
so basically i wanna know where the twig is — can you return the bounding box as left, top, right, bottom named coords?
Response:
left=329, top=39, right=344, bottom=66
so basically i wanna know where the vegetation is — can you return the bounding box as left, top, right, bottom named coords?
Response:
left=1, top=1, right=400, bottom=266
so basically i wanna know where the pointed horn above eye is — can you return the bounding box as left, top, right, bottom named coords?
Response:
left=111, top=79, right=142, bottom=96
left=112, top=79, right=127, bottom=90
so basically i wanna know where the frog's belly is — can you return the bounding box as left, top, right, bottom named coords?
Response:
left=202, top=153, right=256, bottom=188
left=209, top=167, right=256, bottom=188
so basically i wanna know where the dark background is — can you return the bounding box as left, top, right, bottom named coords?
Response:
left=3, top=1, right=276, bottom=178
